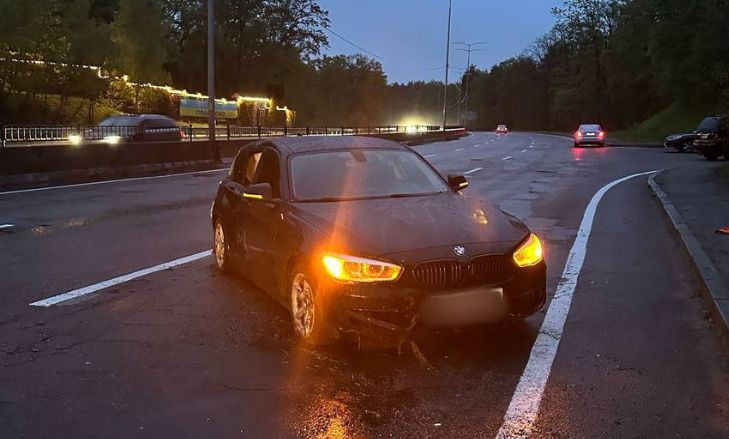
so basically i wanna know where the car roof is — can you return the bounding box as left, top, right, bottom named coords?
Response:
left=262, top=136, right=408, bottom=155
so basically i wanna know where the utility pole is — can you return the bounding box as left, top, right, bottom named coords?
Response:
left=442, top=0, right=453, bottom=131
left=454, top=41, right=486, bottom=129
left=207, top=0, right=220, bottom=161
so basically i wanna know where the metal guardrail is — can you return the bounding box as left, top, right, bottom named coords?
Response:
left=0, top=124, right=444, bottom=147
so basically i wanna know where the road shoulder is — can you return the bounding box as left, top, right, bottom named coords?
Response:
left=649, top=163, right=729, bottom=339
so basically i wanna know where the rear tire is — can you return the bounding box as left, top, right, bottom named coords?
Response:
left=213, top=219, right=232, bottom=273
left=703, top=150, right=719, bottom=161
left=289, top=266, right=337, bottom=346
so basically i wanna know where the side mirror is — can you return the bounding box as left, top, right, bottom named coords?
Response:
left=448, top=174, right=469, bottom=191
left=243, top=182, right=273, bottom=201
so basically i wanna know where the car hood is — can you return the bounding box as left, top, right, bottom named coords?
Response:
left=289, top=192, right=530, bottom=260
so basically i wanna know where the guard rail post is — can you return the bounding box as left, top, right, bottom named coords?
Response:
left=306, top=126, right=310, bottom=136
left=284, top=125, right=288, bottom=136
left=257, top=125, right=261, bottom=140
left=0, top=123, right=4, bottom=148
left=226, top=124, right=231, bottom=140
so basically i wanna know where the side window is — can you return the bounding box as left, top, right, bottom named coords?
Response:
left=245, top=152, right=262, bottom=186
left=252, top=148, right=281, bottom=198
left=230, top=150, right=260, bottom=185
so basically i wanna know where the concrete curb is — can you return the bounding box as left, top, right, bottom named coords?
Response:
left=647, top=171, right=729, bottom=340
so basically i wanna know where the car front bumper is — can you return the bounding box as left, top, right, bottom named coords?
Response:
left=326, top=261, right=546, bottom=344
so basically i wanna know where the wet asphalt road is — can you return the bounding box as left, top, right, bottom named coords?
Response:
left=1, top=132, right=728, bottom=438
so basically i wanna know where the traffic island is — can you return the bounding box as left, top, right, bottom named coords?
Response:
left=648, top=163, right=729, bottom=341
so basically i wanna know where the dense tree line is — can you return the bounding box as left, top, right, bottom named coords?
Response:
left=465, top=0, right=729, bottom=131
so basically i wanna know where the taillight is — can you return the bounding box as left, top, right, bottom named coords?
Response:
left=575, top=131, right=583, bottom=139
left=598, top=131, right=605, bottom=139
left=180, top=128, right=185, bottom=138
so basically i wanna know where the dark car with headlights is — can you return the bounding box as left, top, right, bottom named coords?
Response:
left=211, top=137, right=546, bottom=346
left=664, top=132, right=698, bottom=153
left=692, top=116, right=728, bottom=160
left=86, top=114, right=183, bottom=144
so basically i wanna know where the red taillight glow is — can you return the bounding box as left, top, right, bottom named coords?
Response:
left=598, top=131, right=605, bottom=139
left=575, top=131, right=583, bottom=139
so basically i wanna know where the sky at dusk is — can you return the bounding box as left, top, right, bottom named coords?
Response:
left=317, top=0, right=562, bottom=84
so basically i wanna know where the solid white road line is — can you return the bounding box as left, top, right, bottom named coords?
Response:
left=424, top=154, right=437, bottom=158
left=0, top=168, right=229, bottom=196
left=30, top=250, right=212, bottom=307
left=456, top=148, right=464, bottom=152
left=0, top=224, right=14, bottom=229
left=502, top=156, right=514, bottom=160
left=464, top=167, right=483, bottom=175
left=495, top=170, right=658, bottom=439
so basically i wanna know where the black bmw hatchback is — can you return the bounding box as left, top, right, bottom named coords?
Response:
left=211, top=137, right=546, bottom=345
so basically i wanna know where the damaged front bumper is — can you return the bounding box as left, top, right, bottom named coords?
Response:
left=328, top=261, right=546, bottom=344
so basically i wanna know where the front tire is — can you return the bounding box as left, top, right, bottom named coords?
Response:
left=289, top=267, right=337, bottom=346
left=213, top=220, right=231, bottom=273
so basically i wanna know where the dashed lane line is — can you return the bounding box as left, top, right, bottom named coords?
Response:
left=495, top=170, right=659, bottom=439
left=502, top=156, right=514, bottom=160
left=464, top=167, right=483, bottom=175
left=29, top=250, right=212, bottom=307
left=423, top=154, right=438, bottom=158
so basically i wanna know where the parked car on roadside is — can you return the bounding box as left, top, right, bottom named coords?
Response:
left=88, top=114, right=183, bottom=144
left=574, top=123, right=606, bottom=148
left=496, top=124, right=508, bottom=134
left=664, top=132, right=699, bottom=153
left=692, top=116, right=728, bottom=160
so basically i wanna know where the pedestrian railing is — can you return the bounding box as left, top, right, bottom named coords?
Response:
left=0, top=124, right=444, bottom=147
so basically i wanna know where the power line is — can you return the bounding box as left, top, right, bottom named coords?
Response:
left=325, top=28, right=383, bottom=60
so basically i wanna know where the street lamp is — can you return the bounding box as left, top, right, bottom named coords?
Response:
left=442, top=0, right=453, bottom=131
left=207, top=0, right=220, bottom=161
left=454, top=41, right=486, bottom=129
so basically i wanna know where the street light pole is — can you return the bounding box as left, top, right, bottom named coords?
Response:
left=207, top=0, right=220, bottom=161
left=442, top=0, right=453, bottom=131
left=454, top=41, right=486, bottom=130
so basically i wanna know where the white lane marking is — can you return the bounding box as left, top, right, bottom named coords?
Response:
left=30, top=250, right=212, bottom=307
left=423, top=154, right=437, bottom=158
left=455, top=148, right=464, bottom=152
left=529, top=145, right=534, bottom=148
left=0, top=224, right=14, bottom=229
left=502, top=156, right=514, bottom=160
left=464, top=167, right=483, bottom=175
left=521, top=149, right=527, bottom=153
left=495, top=170, right=658, bottom=439
left=0, top=168, right=228, bottom=196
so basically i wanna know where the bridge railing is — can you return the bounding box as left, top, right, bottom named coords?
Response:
left=0, top=124, right=445, bottom=147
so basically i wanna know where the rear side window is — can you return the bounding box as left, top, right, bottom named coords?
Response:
left=579, top=124, right=601, bottom=131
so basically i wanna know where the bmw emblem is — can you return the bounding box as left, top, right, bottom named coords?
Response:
left=454, top=246, right=466, bottom=256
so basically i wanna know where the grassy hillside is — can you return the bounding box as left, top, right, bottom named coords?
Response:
left=611, top=104, right=711, bottom=143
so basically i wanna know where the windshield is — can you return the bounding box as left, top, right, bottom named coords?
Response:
left=290, top=149, right=449, bottom=201
left=579, top=124, right=601, bottom=131
left=697, top=117, right=720, bottom=132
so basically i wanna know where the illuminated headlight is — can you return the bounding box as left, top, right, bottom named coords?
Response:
left=68, top=134, right=82, bottom=146
left=513, top=233, right=544, bottom=267
left=322, top=253, right=402, bottom=283
left=103, top=135, right=121, bottom=145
